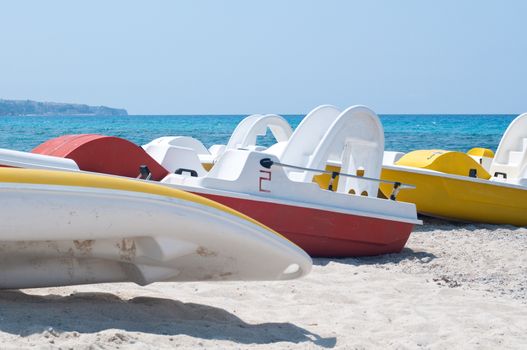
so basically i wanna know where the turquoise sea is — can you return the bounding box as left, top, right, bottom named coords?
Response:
left=0, top=114, right=517, bottom=153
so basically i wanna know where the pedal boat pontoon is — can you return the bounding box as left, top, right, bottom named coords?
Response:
left=0, top=167, right=311, bottom=289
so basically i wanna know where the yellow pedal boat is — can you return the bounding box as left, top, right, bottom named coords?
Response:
left=379, top=113, right=527, bottom=226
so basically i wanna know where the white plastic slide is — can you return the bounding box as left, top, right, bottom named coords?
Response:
left=490, top=113, right=527, bottom=181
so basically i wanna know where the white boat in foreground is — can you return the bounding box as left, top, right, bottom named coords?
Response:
left=0, top=167, right=311, bottom=289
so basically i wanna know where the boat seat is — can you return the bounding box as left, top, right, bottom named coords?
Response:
left=156, top=146, right=207, bottom=176
left=383, top=151, right=405, bottom=166
left=144, top=136, right=213, bottom=171
left=466, top=148, right=494, bottom=172
left=489, top=113, right=527, bottom=180
left=202, top=149, right=251, bottom=183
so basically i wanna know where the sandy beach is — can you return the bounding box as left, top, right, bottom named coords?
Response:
left=0, top=218, right=526, bottom=349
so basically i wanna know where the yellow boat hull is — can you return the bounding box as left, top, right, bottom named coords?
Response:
left=379, top=166, right=527, bottom=226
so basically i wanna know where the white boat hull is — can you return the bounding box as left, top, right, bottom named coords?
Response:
left=0, top=169, right=311, bottom=289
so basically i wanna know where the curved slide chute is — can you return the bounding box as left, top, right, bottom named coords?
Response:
left=225, top=113, right=292, bottom=151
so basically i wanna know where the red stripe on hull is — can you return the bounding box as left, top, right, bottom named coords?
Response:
left=196, top=192, right=413, bottom=257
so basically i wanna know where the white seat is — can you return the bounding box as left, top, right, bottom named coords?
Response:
left=490, top=113, right=527, bottom=180
left=143, top=136, right=209, bottom=176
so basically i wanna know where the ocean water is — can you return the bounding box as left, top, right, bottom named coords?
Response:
left=0, top=114, right=516, bottom=153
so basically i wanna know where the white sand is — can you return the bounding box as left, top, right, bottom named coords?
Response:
left=1, top=218, right=526, bottom=349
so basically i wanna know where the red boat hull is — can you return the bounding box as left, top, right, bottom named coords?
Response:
left=196, top=192, right=413, bottom=257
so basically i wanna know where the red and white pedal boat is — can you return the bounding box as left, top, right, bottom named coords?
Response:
left=2, top=106, right=420, bottom=257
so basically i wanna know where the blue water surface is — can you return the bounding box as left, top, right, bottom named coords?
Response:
left=0, top=114, right=516, bottom=153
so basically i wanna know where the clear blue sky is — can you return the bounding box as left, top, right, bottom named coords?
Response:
left=1, top=1, right=526, bottom=114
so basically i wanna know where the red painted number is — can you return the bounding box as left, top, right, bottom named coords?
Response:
left=259, top=170, right=271, bottom=192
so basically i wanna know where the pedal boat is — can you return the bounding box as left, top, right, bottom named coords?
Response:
left=213, top=107, right=527, bottom=226
left=0, top=167, right=311, bottom=289
left=138, top=105, right=527, bottom=226
left=18, top=105, right=421, bottom=257
left=378, top=113, right=527, bottom=226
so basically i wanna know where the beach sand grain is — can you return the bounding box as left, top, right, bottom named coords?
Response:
left=0, top=218, right=526, bottom=349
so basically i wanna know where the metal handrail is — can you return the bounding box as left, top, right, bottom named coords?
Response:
left=259, top=158, right=415, bottom=201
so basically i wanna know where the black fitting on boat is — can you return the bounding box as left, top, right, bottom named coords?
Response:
left=260, top=158, right=274, bottom=169
left=138, top=165, right=152, bottom=180
left=390, top=182, right=402, bottom=201
left=327, top=171, right=339, bottom=191
left=174, top=168, right=198, bottom=177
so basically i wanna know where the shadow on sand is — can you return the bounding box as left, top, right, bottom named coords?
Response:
left=414, top=215, right=522, bottom=232
left=314, top=247, right=437, bottom=267
left=0, top=290, right=336, bottom=348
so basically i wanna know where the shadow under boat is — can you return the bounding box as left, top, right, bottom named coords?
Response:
left=0, top=290, right=337, bottom=348
left=314, top=247, right=437, bottom=267
left=413, top=215, right=524, bottom=233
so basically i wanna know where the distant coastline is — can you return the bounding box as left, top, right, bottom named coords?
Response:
left=0, top=99, right=127, bottom=116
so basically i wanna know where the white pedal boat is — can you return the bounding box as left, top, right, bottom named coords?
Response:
left=0, top=167, right=311, bottom=289
left=201, top=107, right=527, bottom=227
left=18, top=105, right=420, bottom=257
